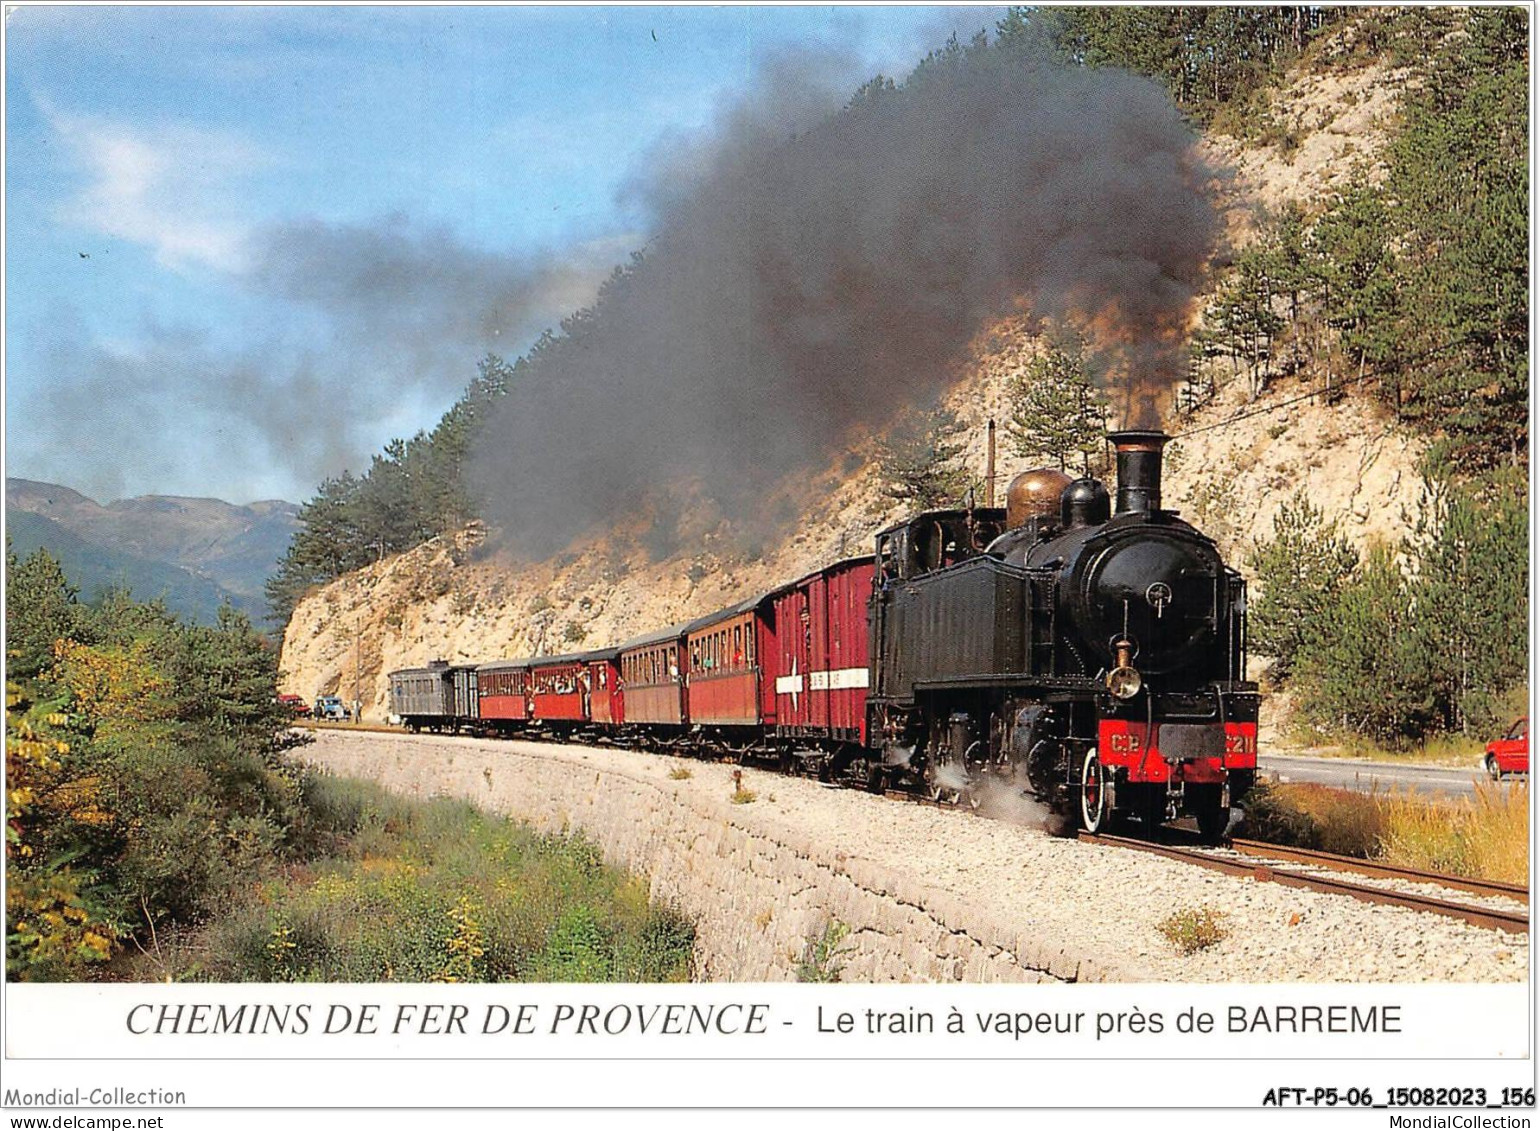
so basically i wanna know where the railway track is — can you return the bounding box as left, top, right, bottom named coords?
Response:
left=874, top=782, right=1529, bottom=934
left=1080, top=830, right=1529, bottom=935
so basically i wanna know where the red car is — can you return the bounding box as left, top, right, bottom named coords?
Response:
left=1485, top=717, right=1528, bottom=779
left=276, top=693, right=311, bottom=718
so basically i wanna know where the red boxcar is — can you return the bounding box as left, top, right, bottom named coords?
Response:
left=616, top=625, right=689, bottom=727
left=683, top=595, right=776, bottom=728
left=528, top=654, right=590, bottom=723
left=476, top=659, right=530, bottom=728
left=769, top=556, right=874, bottom=745
left=586, top=647, right=623, bottom=726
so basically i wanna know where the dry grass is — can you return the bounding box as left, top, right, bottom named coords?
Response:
left=730, top=788, right=757, bottom=805
left=667, top=766, right=692, bottom=781
left=1242, top=778, right=1529, bottom=886
left=1241, top=780, right=1385, bottom=856
left=1380, top=781, right=1528, bottom=886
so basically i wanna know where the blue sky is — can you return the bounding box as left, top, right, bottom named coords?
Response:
left=5, top=5, right=1000, bottom=504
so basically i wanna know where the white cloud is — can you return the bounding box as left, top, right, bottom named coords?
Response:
left=41, top=100, right=270, bottom=272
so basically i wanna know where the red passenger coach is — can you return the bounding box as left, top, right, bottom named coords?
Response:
left=683, top=595, right=775, bottom=728
left=476, top=659, right=530, bottom=730
left=617, top=626, right=689, bottom=727
left=586, top=648, right=623, bottom=726
left=528, top=654, right=590, bottom=723
left=770, top=556, right=874, bottom=744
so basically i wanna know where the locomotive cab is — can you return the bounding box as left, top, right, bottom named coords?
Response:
left=875, top=507, right=1005, bottom=583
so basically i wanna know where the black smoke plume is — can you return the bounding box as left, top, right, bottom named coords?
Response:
left=470, top=43, right=1218, bottom=557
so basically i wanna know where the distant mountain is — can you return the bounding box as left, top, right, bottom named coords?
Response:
left=7, top=511, right=248, bottom=624
left=6, top=478, right=300, bottom=623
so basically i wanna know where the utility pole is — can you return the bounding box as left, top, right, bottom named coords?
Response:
left=353, top=612, right=361, bottom=725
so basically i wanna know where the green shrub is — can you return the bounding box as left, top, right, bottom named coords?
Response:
left=181, top=782, right=694, bottom=984
left=795, top=919, right=853, bottom=983
left=1157, top=907, right=1229, bottom=955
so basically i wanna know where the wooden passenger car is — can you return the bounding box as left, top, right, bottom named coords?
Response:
left=769, top=556, right=875, bottom=745
left=616, top=625, right=688, bottom=727
left=683, top=595, right=775, bottom=728
left=476, top=658, right=530, bottom=730
left=389, top=661, right=454, bottom=728
left=389, top=660, right=482, bottom=732
left=528, top=653, right=591, bottom=722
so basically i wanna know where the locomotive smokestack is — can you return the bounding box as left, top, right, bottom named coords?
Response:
left=1108, top=430, right=1170, bottom=515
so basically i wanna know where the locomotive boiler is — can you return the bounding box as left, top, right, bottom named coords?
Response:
left=867, top=430, right=1257, bottom=839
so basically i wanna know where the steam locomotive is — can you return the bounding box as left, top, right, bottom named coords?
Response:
left=389, top=430, right=1258, bottom=840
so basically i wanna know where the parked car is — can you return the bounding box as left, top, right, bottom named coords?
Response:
left=1485, top=717, right=1528, bottom=779
left=276, top=694, right=310, bottom=718
left=313, top=695, right=349, bottom=721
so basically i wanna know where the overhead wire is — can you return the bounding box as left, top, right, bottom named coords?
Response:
left=1167, top=335, right=1476, bottom=440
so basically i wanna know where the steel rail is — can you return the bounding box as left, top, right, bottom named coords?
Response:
left=1080, top=832, right=1529, bottom=935
left=1227, top=837, right=1529, bottom=901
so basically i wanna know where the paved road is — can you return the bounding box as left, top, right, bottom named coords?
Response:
left=1259, top=753, right=1526, bottom=799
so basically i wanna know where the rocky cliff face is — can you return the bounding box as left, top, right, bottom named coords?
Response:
left=279, top=57, right=1425, bottom=721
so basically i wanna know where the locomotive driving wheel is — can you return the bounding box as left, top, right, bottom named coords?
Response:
left=1079, top=747, right=1107, bottom=833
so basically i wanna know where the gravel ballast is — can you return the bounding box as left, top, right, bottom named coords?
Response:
left=299, top=729, right=1528, bottom=983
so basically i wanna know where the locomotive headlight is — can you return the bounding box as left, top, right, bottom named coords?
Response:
left=1107, top=665, right=1143, bottom=699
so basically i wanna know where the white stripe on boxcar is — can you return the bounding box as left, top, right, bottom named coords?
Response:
left=775, top=675, right=804, bottom=695
left=825, top=666, right=869, bottom=690
left=805, top=668, right=869, bottom=691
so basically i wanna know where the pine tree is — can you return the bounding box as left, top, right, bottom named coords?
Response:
left=1293, top=544, right=1435, bottom=743
left=1409, top=473, right=1528, bottom=735
left=874, top=407, right=972, bottom=509
left=1381, top=8, right=1528, bottom=467
left=5, top=544, right=80, bottom=679
left=1246, top=492, right=1359, bottom=680
left=1003, top=340, right=1110, bottom=477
